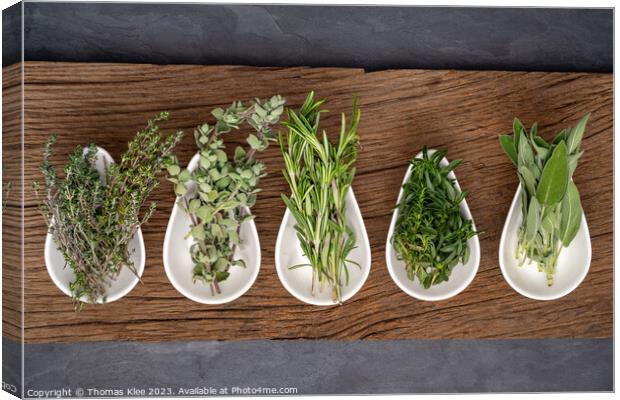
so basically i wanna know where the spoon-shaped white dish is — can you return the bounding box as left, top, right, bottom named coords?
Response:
left=275, top=187, right=371, bottom=306
left=44, top=147, right=145, bottom=304
left=385, top=149, right=480, bottom=301
left=163, top=153, right=261, bottom=304
left=499, top=184, right=591, bottom=300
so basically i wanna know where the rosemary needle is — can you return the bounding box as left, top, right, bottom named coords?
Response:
left=279, top=91, right=361, bottom=304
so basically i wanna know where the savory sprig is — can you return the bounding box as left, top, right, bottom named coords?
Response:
left=279, top=91, right=361, bottom=304
left=499, top=114, right=588, bottom=285
left=35, top=113, right=183, bottom=311
left=166, top=96, right=285, bottom=295
left=392, top=148, right=476, bottom=288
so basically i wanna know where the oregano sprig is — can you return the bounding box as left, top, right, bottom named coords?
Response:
left=166, top=96, right=285, bottom=295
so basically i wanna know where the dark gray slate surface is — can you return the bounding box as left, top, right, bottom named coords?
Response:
left=2, top=2, right=21, bottom=67
left=6, top=337, right=611, bottom=396
left=2, top=3, right=613, bottom=72
left=2, top=337, right=21, bottom=398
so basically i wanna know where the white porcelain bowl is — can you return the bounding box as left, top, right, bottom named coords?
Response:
left=163, top=153, right=261, bottom=304
left=44, top=147, right=145, bottom=304
left=385, top=149, right=480, bottom=301
left=499, top=184, right=591, bottom=300
left=275, top=187, right=371, bottom=305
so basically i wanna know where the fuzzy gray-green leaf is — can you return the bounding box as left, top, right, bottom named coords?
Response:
left=568, top=150, right=583, bottom=176
left=167, top=96, right=285, bottom=292
left=530, top=134, right=549, bottom=161
left=566, top=114, right=589, bottom=154
left=513, top=117, right=525, bottom=148
left=525, top=196, right=541, bottom=242
left=518, top=166, right=537, bottom=197
left=536, top=141, right=569, bottom=205
left=499, top=135, right=517, bottom=166
left=559, top=181, right=582, bottom=247
left=517, top=130, right=534, bottom=168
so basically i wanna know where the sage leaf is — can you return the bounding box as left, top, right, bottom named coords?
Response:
left=498, top=114, right=589, bottom=287
left=532, top=135, right=550, bottom=149
left=499, top=135, right=518, bottom=165
left=559, top=181, right=583, bottom=246
left=553, top=128, right=569, bottom=145
left=529, top=122, right=538, bottom=137
left=541, top=213, right=555, bottom=235
left=520, top=189, right=529, bottom=217
left=566, top=113, right=589, bottom=154
left=513, top=117, right=525, bottom=148
left=568, top=150, right=584, bottom=176
left=518, top=166, right=537, bottom=197
left=518, top=130, right=534, bottom=168
left=536, top=141, right=569, bottom=205
left=531, top=135, right=549, bottom=160
left=525, top=196, right=541, bottom=242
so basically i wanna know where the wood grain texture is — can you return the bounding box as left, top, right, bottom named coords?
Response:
left=6, top=61, right=612, bottom=344
left=3, top=63, right=23, bottom=342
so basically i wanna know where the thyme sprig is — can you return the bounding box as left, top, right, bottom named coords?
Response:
left=166, top=96, right=285, bottom=295
left=35, top=112, right=183, bottom=311
left=391, top=148, right=476, bottom=288
left=279, top=92, right=361, bottom=304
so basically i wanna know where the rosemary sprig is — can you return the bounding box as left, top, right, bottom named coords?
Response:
left=391, top=148, right=476, bottom=288
left=279, top=91, right=361, bottom=304
left=35, top=112, right=183, bottom=311
left=166, top=96, right=285, bottom=295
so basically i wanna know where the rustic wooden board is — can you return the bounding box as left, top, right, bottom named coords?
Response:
left=4, top=61, right=612, bottom=343
left=2, top=64, right=23, bottom=342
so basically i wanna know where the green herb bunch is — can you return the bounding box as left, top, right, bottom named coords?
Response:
left=499, top=114, right=589, bottom=285
left=392, top=148, right=476, bottom=288
left=35, top=112, right=183, bottom=310
left=280, top=92, right=361, bottom=304
left=166, top=96, right=285, bottom=295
